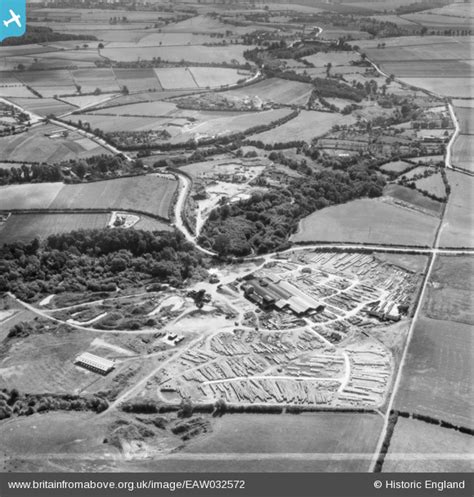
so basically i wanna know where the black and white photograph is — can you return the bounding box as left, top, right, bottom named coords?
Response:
left=0, top=0, right=472, bottom=496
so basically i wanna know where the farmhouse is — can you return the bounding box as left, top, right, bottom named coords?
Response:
left=75, top=352, right=115, bottom=375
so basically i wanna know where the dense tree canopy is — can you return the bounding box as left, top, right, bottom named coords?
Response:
left=200, top=165, right=385, bottom=256
left=0, top=229, right=207, bottom=301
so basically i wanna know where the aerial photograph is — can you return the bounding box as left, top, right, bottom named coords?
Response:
left=0, top=0, right=472, bottom=485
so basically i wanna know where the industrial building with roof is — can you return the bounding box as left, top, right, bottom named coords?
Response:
left=242, top=277, right=325, bottom=316
left=75, top=352, right=115, bottom=375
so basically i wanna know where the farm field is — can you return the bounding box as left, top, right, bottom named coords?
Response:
left=383, top=184, right=444, bottom=216
left=291, top=197, right=439, bottom=247
left=414, top=173, right=446, bottom=199
left=0, top=182, right=64, bottom=210
left=69, top=107, right=293, bottom=141
left=452, top=134, right=474, bottom=173
left=453, top=106, right=474, bottom=135
left=395, top=317, right=473, bottom=430
left=49, top=176, right=177, bottom=220
left=0, top=213, right=109, bottom=244
left=9, top=98, right=76, bottom=117
left=179, top=413, right=383, bottom=472
left=89, top=101, right=177, bottom=118
left=422, top=256, right=474, bottom=326
left=404, top=155, right=444, bottom=165
left=170, top=108, right=293, bottom=144
left=113, top=68, right=162, bottom=92
left=439, top=171, right=474, bottom=248
left=0, top=123, right=111, bottom=162
left=0, top=175, right=177, bottom=220
left=380, top=160, right=412, bottom=174
left=224, top=78, right=314, bottom=106
left=399, top=78, right=473, bottom=99
left=100, top=45, right=249, bottom=64
left=383, top=417, right=474, bottom=473
left=357, top=36, right=474, bottom=98
left=67, top=114, right=171, bottom=133
left=189, top=67, right=248, bottom=89
left=154, top=67, right=199, bottom=90
left=250, top=111, right=356, bottom=144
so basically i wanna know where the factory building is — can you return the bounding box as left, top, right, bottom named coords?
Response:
left=242, top=278, right=325, bottom=317
left=75, top=352, right=115, bottom=375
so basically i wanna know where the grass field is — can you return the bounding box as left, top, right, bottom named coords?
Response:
left=358, top=36, right=473, bottom=98
left=404, top=155, right=444, bottom=165
left=0, top=182, right=64, bottom=210
left=400, top=165, right=429, bottom=180
left=0, top=175, right=177, bottom=220
left=9, top=98, right=76, bottom=117
left=453, top=106, right=473, bottom=135
left=68, top=114, right=171, bottom=132
left=251, top=110, right=356, bottom=144
left=399, top=78, right=473, bottom=98
left=383, top=417, right=474, bottom=472
left=380, top=160, right=412, bottom=174
left=291, top=197, right=439, bottom=246
left=0, top=123, right=111, bottom=162
left=169, top=108, right=293, bottom=144
left=383, top=184, right=443, bottom=215
left=422, top=256, right=474, bottom=326
left=188, top=67, right=245, bottom=89
left=180, top=412, right=383, bottom=472
left=439, top=171, right=473, bottom=248
left=90, top=101, right=176, bottom=117
left=113, top=68, right=162, bottom=92
left=101, top=45, right=248, bottom=64
left=414, top=173, right=446, bottom=198
left=0, top=213, right=109, bottom=244
left=154, top=67, right=198, bottom=90
left=452, top=134, right=474, bottom=173
left=395, top=317, right=473, bottom=429
left=225, top=78, right=314, bottom=106
left=50, top=175, right=177, bottom=219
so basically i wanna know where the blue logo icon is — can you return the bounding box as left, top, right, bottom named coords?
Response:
left=1, top=0, right=26, bottom=42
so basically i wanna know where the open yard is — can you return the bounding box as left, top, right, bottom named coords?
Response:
left=250, top=111, right=356, bottom=145
left=291, top=197, right=439, bottom=247
left=395, top=317, right=473, bottom=429
left=0, top=213, right=109, bottom=244
left=439, top=171, right=474, bottom=248
left=383, top=417, right=473, bottom=473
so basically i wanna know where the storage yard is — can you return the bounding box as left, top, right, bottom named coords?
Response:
left=146, top=249, right=423, bottom=410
